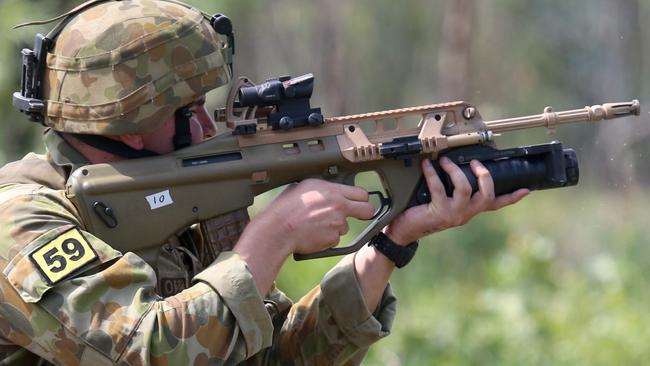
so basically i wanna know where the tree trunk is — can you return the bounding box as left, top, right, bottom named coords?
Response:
left=437, top=0, right=475, bottom=100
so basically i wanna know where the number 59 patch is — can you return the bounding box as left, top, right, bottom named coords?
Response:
left=29, top=227, right=98, bottom=285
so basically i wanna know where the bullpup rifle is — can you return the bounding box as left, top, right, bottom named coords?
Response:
left=66, top=74, right=640, bottom=260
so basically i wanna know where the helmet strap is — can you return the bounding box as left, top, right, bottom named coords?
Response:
left=173, top=105, right=193, bottom=150
left=68, top=105, right=193, bottom=160
left=69, top=133, right=160, bottom=159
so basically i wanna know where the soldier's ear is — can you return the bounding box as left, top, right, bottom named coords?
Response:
left=118, top=134, right=145, bottom=150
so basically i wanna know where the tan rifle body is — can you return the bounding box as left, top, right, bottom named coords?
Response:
left=66, top=81, right=640, bottom=260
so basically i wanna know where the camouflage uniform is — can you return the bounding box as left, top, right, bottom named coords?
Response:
left=0, top=132, right=397, bottom=365
left=1, top=1, right=396, bottom=364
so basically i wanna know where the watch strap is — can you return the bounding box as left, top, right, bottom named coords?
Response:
left=368, top=232, right=418, bottom=268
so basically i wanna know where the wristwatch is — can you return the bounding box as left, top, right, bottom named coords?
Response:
left=368, top=232, right=419, bottom=268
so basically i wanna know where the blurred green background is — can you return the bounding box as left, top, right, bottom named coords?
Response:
left=1, top=0, right=649, bottom=364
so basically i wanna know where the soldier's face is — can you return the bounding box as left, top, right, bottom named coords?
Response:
left=188, top=95, right=217, bottom=140
left=139, top=96, right=216, bottom=154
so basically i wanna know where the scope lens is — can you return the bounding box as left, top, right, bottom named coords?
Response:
left=237, top=86, right=259, bottom=107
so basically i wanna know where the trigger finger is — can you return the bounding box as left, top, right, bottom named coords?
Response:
left=346, top=200, right=376, bottom=220
left=338, top=184, right=370, bottom=202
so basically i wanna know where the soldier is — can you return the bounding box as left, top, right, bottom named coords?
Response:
left=0, top=0, right=528, bottom=364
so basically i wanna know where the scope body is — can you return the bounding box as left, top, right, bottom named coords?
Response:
left=236, top=74, right=323, bottom=131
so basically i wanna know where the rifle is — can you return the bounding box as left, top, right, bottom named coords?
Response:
left=66, top=73, right=640, bottom=260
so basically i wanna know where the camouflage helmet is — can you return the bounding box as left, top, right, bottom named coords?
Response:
left=34, top=0, right=232, bottom=135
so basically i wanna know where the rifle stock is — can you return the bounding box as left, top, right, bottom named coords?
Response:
left=65, top=74, right=640, bottom=260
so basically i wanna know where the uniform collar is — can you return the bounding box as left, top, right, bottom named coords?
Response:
left=43, top=128, right=89, bottom=175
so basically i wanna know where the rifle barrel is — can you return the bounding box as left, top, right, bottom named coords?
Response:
left=484, top=99, right=640, bottom=133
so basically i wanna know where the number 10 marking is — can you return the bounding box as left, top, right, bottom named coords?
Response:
left=145, top=190, right=174, bottom=210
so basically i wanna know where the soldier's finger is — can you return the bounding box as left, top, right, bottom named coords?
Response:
left=336, top=219, right=350, bottom=236
left=491, top=188, right=530, bottom=210
left=440, top=157, right=472, bottom=203
left=471, top=160, right=495, bottom=200
left=422, top=159, right=448, bottom=204
left=336, top=183, right=370, bottom=202
left=345, top=200, right=376, bottom=220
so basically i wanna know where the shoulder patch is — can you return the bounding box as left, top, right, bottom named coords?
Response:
left=29, top=227, right=99, bottom=284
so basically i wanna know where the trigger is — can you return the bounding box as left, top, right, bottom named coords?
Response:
left=368, top=191, right=391, bottom=219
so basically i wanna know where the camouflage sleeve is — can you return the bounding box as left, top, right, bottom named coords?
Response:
left=0, top=184, right=273, bottom=365
left=270, top=254, right=397, bottom=365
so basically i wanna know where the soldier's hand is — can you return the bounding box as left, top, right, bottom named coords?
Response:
left=384, top=158, right=529, bottom=244
left=255, top=179, right=375, bottom=255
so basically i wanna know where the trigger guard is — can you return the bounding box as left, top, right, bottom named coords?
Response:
left=368, top=191, right=391, bottom=220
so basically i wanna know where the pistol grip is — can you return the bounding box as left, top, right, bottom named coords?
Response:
left=293, top=158, right=423, bottom=260
left=292, top=206, right=396, bottom=260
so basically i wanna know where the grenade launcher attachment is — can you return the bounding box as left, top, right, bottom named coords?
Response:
left=66, top=73, right=641, bottom=260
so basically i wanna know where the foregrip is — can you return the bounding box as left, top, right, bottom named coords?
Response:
left=409, top=142, right=578, bottom=205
